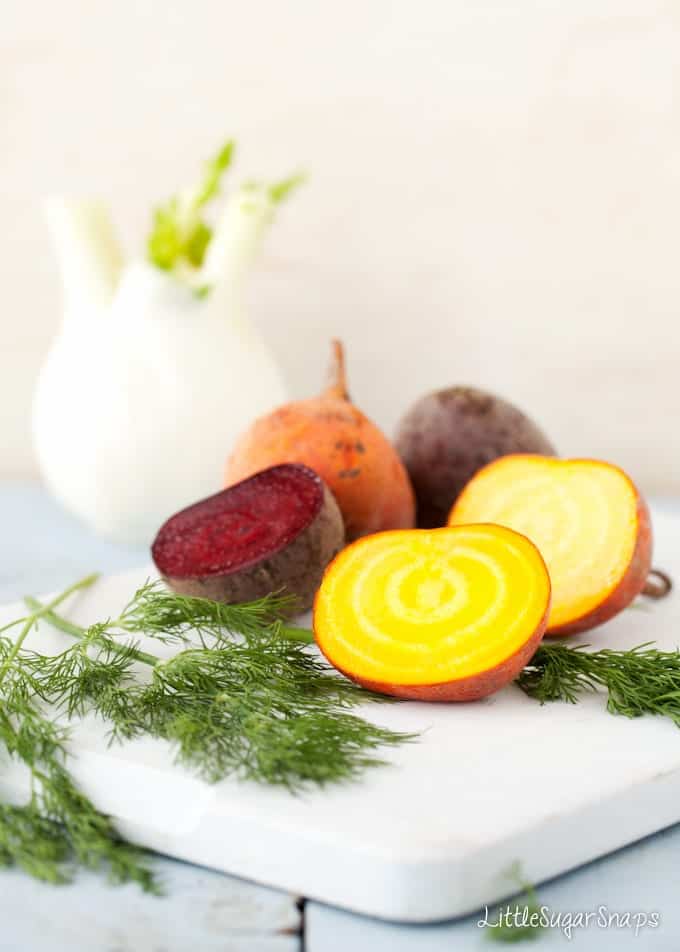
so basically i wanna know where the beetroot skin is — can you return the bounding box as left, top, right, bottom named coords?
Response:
left=151, top=464, right=345, bottom=614
left=395, top=387, right=556, bottom=528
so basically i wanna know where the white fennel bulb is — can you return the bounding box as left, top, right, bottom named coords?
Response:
left=33, top=145, right=297, bottom=544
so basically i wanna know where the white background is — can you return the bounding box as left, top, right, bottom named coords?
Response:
left=2, top=0, right=678, bottom=491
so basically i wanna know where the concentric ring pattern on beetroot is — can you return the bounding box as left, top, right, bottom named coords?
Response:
left=152, top=463, right=345, bottom=613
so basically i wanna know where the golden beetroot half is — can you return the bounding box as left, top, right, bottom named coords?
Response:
left=314, top=524, right=551, bottom=701
left=152, top=464, right=344, bottom=614
left=225, top=340, right=415, bottom=541
left=449, top=455, right=653, bottom=636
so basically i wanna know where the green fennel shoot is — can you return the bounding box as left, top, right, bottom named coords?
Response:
left=147, top=140, right=304, bottom=283
left=147, top=141, right=235, bottom=273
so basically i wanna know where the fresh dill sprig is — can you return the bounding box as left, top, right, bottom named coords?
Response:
left=23, top=584, right=413, bottom=790
left=0, top=703, right=156, bottom=891
left=137, top=642, right=404, bottom=787
left=116, top=580, right=303, bottom=645
left=517, top=642, right=680, bottom=725
left=487, top=861, right=545, bottom=944
left=21, top=624, right=142, bottom=724
left=0, top=578, right=157, bottom=890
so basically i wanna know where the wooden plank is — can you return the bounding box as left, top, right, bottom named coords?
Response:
left=0, top=855, right=301, bottom=952
left=0, top=484, right=149, bottom=602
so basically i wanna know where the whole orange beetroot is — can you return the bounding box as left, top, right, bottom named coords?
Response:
left=226, top=341, right=415, bottom=540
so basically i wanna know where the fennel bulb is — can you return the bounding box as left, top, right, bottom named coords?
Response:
left=33, top=145, right=297, bottom=544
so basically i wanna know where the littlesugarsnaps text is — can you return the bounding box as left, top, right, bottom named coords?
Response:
left=478, top=904, right=661, bottom=940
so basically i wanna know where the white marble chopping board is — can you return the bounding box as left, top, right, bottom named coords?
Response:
left=0, top=506, right=678, bottom=923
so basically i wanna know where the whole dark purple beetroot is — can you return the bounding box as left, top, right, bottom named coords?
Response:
left=394, top=387, right=556, bottom=528
left=151, top=464, right=344, bottom=615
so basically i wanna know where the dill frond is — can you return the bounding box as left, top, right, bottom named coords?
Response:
left=0, top=577, right=157, bottom=890
left=517, top=642, right=680, bottom=724
left=116, top=580, right=301, bottom=646
left=22, top=585, right=413, bottom=791
left=0, top=676, right=156, bottom=890
left=487, top=862, right=545, bottom=943
left=140, top=641, right=408, bottom=787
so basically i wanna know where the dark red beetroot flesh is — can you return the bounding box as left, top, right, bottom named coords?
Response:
left=151, top=464, right=345, bottom=614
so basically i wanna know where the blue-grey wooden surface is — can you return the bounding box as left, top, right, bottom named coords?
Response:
left=1, top=483, right=679, bottom=950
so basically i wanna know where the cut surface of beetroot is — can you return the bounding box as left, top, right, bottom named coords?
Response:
left=152, top=464, right=325, bottom=579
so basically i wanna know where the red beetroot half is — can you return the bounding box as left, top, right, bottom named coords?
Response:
left=151, top=464, right=345, bottom=614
